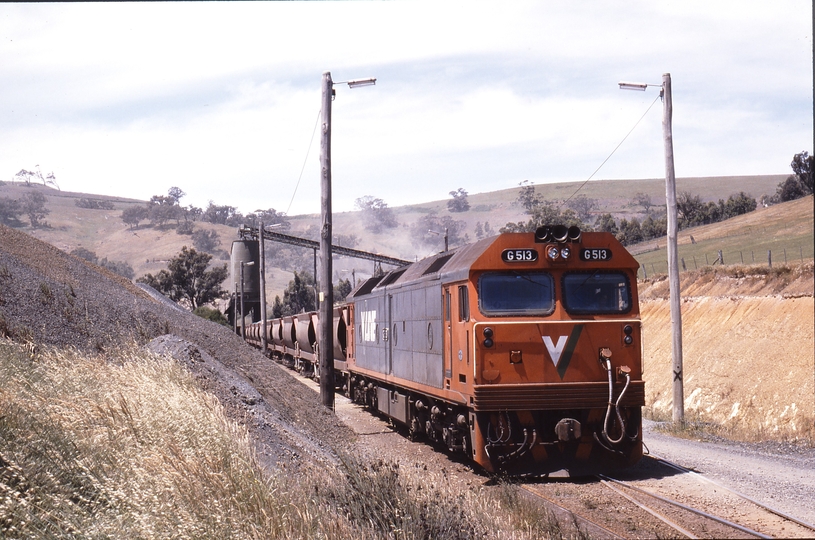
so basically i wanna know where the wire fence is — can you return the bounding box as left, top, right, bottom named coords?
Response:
left=637, top=245, right=812, bottom=279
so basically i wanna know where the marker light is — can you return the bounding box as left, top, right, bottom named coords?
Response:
left=547, top=246, right=559, bottom=260
left=623, top=325, right=634, bottom=345
left=561, top=247, right=571, bottom=259
left=483, top=327, right=494, bottom=348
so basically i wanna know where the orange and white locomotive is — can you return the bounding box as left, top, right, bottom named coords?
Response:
left=249, top=225, right=644, bottom=475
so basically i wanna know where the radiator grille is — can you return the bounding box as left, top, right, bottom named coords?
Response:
left=472, top=381, right=645, bottom=411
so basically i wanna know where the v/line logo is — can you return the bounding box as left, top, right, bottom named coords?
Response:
left=542, top=325, right=584, bottom=379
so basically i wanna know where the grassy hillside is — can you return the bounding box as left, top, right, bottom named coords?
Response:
left=0, top=174, right=801, bottom=301
left=632, top=195, right=814, bottom=277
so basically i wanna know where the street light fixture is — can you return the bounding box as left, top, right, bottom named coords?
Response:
left=618, top=81, right=650, bottom=91
left=620, top=72, right=684, bottom=424
left=319, top=71, right=376, bottom=410
left=339, top=77, right=377, bottom=89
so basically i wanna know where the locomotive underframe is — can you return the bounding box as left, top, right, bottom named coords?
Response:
left=338, top=367, right=643, bottom=476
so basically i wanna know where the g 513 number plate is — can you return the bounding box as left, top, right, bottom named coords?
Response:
left=502, top=249, right=538, bottom=263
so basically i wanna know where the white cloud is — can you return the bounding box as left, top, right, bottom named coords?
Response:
left=0, top=0, right=810, bottom=217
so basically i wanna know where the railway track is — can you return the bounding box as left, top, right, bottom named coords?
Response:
left=519, top=455, right=815, bottom=539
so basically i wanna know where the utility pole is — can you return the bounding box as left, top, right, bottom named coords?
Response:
left=319, top=71, right=335, bottom=410
left=662, top=72, right=684, bottom=424
left=259, top=222, right=267, bottom=354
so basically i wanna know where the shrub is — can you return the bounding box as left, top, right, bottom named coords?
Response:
left=193, top=306, right=229, bottom=326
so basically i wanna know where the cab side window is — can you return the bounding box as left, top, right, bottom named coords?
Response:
left=458, top=285, right=469, bottom=321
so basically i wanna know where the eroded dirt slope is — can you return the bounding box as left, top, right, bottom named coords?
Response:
left=639, top=264, right=814, bottom=439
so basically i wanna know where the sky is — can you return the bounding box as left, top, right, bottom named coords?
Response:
left=1, top=1, right=812, bottom=216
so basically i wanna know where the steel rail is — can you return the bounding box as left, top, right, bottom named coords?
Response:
left=519, top=485, right=624, bottom=539
left=651, top=454, right=815, bottom=533
left=598, top=478, right=698, bottom=538
left=598, top=474, right=771, bottom=539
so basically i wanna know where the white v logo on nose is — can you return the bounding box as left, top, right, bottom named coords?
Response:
left=543, top=335, right=569, bottom=367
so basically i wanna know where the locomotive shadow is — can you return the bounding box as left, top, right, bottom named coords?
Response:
left=483, top=455, right=684, bottom=487
left=600, top=454, right=685, bottom=481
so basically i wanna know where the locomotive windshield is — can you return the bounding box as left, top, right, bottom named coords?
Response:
left=562, top=272, right=631, bottom=314
left=478, top=272, right=555, bottom=316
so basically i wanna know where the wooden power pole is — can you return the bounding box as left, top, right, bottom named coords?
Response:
left=663, top=72, right=684, bottom=423
left=319, top=71, right=335, bottom=410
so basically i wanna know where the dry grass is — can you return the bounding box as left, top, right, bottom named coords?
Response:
left=0, top=341, right=575, bottom=538
left=644, top=406, right=815, bottom=447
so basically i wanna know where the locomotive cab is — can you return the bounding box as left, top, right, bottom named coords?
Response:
left=462, top=227, right=644, bottom=475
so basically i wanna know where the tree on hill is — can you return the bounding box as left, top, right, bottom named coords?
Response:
left=167, top=186, right=186, bottom=205
left=616, top=218, right=643, bottom=245
left=640, top=215, right=667, bottom=240
left=632, top=192, right=655, bottom=215
left=334, top=278, right=352, bottom=302
left=791, top=151, right=814, bottom=194
left=21, top=191, right=50, bottom=228
left=121, top=205, right=148, bottom=229
left=193, top=305, right=229, bottom=326
left=137, top=247, right=228, bottom=309
left=447, top=188, right=470, bottom=213
left=501, top=194, right=583, bottom=233
left=565, top=195, right=596, bottom=223
left=355, top=196, right=398, bottom=233
left=271, top=271, right=316, bottom=317
left=202, top=202, right=244, bottom=226
left=0, top=198, right=22, bottom=226
left=148, top=195, right=183, bottom=227
left=243, top=208, right=290, bottom=230
left=14, top=167, right=59, bottom=190
left=771, top=151, right=813, bottom=203
left=594, top=213, right=618, bottom=235
left=192, top=229, right=220, bottom=253
left=721, top=192, right=757, bottom=218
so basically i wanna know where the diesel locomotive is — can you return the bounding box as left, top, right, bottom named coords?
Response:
left=245, top=225, right=644, bottom=475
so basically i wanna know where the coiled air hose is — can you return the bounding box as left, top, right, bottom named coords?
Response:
left=602, top=359, right=631, bottom=445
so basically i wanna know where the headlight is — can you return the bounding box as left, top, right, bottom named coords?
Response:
left=560, top=247, right=571, bottom=259
left=547, top=246, right=559, bottom=260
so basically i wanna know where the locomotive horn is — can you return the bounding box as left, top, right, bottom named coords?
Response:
left=567, top=226, right=582, bottom=242
left=552, top=225, right=569, bottom=243
left=534, top=226, right=551, bottom=243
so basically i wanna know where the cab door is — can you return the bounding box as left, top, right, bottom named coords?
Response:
left=443, top=286, right=453, bottom=386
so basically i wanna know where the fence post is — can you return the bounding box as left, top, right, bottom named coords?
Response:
left=642, top=264, right=647, bottom=279
left=751, top=250, right=754, bottom=262
left=784, top=248, right=787, bottom=264
left=718, top=250, right=724, bottom=265
left=740, top=251, right=743, bottom=264
left=768, top=250, right=772, bottom=268
left=705, top=253, right=709, bottom=265
left=801, top=246, right=804, bottom=263
left=681, top=258, right=686, bottom=271
left=651, top=263, right=656, bottom=275
left=693, top=256, right=697, bottom=269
